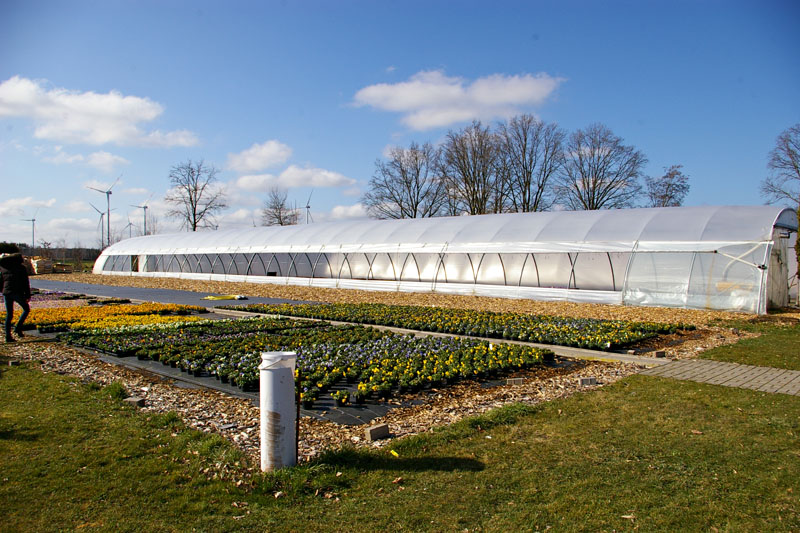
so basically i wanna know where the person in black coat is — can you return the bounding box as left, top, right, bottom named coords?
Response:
left=0, top=253, right=31, bottom=342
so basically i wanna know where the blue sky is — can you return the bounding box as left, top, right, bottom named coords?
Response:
left=1, top=0, right=798, bottom=247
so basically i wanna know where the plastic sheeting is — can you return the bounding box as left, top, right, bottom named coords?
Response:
left=93, top=205, right=797, bottom=313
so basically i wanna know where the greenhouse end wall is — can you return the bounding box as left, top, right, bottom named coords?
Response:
left=92, top=206, right=798, bottom=314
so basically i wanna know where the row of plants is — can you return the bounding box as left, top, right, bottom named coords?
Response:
left=296, top=335, right=548, bottom=406
left=29, top=290, right=131, bottom=305
left=59, top=317, right=368, bottom=357
left=220, top=302, right=693, bottom=350
left=59, top=315, right=550, bottom=407
left=5, top=302, right=209, bottom=332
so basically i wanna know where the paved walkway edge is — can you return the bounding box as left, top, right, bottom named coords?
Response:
left=640, top=359, right=800, bottom=396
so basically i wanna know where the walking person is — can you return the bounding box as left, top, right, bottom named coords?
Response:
left=0, top=253, right=31, bottom=343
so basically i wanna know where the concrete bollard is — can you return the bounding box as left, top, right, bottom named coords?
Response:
left=259, top=351, right=297, bottom=471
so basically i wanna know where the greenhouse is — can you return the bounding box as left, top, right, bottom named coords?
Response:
left=94, top=205, right=797, bottom=314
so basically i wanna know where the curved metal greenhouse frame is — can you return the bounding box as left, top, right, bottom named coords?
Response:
left=94, top=205, right=797, bottom=314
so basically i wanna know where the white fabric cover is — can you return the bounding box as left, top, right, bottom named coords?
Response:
left=93, top=205, right=797, bottom=314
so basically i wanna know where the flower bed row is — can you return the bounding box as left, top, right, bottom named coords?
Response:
left=296, top=335, right=547, bottom=406
left=220, top=302, right=693, bottom=350
left=6, top=302, right=209, bottom=332
left=60, top=316, right=550, bottom=406
left=59, top=316, right=355, bottom=357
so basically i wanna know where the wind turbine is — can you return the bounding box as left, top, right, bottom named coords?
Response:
left=305, top=189, right=314, bottom=224
left=87, top=176, right=120, bottom=248
left=21, top=215, right=36, bottom=249
left=123, top=216, right=135, bottom=239
left=89, top=203, right=105, bottom=248
left=130, top=194, right=152, bottom=236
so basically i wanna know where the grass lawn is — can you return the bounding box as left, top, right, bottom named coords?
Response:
left=1, top=321, right=798, bottom=532
left=700, top=318, right=800, bottom=370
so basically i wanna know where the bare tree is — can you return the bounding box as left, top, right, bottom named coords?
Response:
left=261, top=187, right=300, bottom=226
left=39, top=240, right=52, bottom=259
left=497, top=115, right=565, bottom=212
left=146, top=211, right=160, bottom=235
left=644, top=164, right=690, bottom=207
left=555, top=123, right=647, bottom=210
left=362, top=142, right=446, bottom=219
left=164, top=160, right=228, bottom=231
left=761, top=123, right=800, bottom=294
left=440, top=121, right=501, bottom=215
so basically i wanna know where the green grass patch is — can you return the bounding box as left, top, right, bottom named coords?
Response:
left=102, top=381, right=128, bottom=400
left=2, top=353, right=798, bottom=531
left=702, top=319, right=800, bottom=370
left=0, top=363, right=255, bottom=532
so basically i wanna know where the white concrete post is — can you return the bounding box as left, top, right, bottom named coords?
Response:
left=259, top=351, right=297, bottom=471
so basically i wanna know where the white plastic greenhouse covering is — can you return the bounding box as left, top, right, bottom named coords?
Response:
left=94, top=205, right=798, bottom=314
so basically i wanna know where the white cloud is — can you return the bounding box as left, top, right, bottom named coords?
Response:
left=84, top=179, right=122, bottom=192
left=221, top=208, right=259, bottom=226
left=328, top=203, right=368, bottom=220
left=227, top=140, right=292, bottom=173
left=342, top=186, right=362, bottom=198
left=44, top=146, right=84, bottom=165
left=0, top=75, right=199, bottom=147
left=123, top=187, right=149, bottom=195
left=234, top=165, right=356, bottom=192
left=41, top=146, right=130, bottom=172
left=43, top=217, right=95, bottom=233
left=86, top=151, right=131, bottom=172
left=0, top=197, right=56, bottom=217
left=235, top=174, right=275, bottom=191
left=353, top=70, right=565, bottom=130
left=381, top=144, right=396, bottom=159
left=64, top=201, right=89, bottom=213
left=278, top=165, right=356, bottom=188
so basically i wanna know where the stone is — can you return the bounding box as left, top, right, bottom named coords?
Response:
left=123, top=396, right=145, bottom=407
left=365, top=423, right=390, bottom=442
left=627, top=350, right=636, bottom=355
left=653, top=350, right=666, bottom=358
left=506, top=377, right=525, bottom=386
left=578, top=377, right=597, bottom=386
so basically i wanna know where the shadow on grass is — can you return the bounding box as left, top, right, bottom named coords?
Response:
left=0, top=428, right=40, bottom=442
left=318, top=447, right=484, bottom=472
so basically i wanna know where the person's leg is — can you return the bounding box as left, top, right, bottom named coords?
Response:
left=13, top=294, right=29, bottom=336
left=4, top=295, right=14, bottom=341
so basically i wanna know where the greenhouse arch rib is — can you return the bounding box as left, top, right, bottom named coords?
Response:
left=94, top=205, right=797, bottom=314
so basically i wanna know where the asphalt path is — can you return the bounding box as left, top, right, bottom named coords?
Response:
left=30, top=278, right=314, bottom=308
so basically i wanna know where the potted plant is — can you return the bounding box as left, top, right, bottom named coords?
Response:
left=300, top=389, right=318, bottom=409
left=331, top=389, right=349, bottom=407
